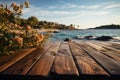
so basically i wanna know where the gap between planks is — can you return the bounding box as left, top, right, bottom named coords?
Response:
left=2, top=43, right=51, bottom=75
left=85, top=41, right=120, bottom=63
left=51, top=42, right=79, bottom=76
left=28, top=42, right=61, bottom=76
left=0, top=48, right=37, bottom=72
left=69, top=42, right=108, bottom=76
left=74, top=41, right=120, bottom=75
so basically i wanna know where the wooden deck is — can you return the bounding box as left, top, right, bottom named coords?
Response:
left=0, top=40, right=120, bottom=80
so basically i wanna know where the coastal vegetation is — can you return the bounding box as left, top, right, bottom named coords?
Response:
left=9, top=16, right=76, bottom=30
left=36, top=21, right=75, bottom=30
left=90, top=24, right=120, bottom=29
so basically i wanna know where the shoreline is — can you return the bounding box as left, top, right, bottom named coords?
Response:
left=38, top=29, right=60, bottom=33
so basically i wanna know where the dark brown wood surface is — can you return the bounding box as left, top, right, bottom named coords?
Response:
left=69, top=42, right=108, bottom=75
left=28, top=42, right=61, bottom=76
left=0, top=48, right=36, bottom=72
left=51, top=42, right=79, bottom=76
left=75, top=41, right=120, bottom=75
left=0, top=40, right=120, bottom=79
left=91, top=41, right=120, bottom=58
left=2, top=45, right=51, bottom=75
left=86, top=41, right=120, bottom=63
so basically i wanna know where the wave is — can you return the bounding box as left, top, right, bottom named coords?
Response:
left=75, top=36, right=120, bottom=41
left=49, top=30, right=120, bottom=42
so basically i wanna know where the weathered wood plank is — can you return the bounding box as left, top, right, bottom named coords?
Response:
left=92, top=41, right=120, bottom=58
left=86, top=41, right=120, bottom=63
left=57, top=42, right=71, bottom=56
left=75, top=41, right=120, bottom=75
left=97, top=41, right=120, bottom=51
left=0, top=48, right=36, bottom=72
left=52, top=42, right=79, bottom=76
left=98, top=41, right=120, bottom=50
left=52, top=55, right=79, bottom=76
left=2, top=44, right=51, bottom=75
left=110, top=43, right=120, bottom=50
left=69, top=42, right=108, bottom=75
left=28, top=42, right=61, bottom=76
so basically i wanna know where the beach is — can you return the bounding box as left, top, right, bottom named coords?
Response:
left=38, top=29, right=60, bottom=33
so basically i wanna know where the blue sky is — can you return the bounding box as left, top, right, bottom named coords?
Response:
left=1, top=0, right=120, bottom=29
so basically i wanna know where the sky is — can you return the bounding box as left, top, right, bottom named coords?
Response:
left=0, top=0, right=120, bottom=29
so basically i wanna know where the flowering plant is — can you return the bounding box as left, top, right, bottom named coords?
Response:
left=0, top=1, right=50, bottom=56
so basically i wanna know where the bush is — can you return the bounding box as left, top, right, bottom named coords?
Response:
left=0, top=1, right=50, bottom=56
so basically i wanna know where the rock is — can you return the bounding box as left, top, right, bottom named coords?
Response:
left=53, top=31, right=60, bottom=33
left=95, top=36, right=113, bottom=41
left=84, top=36, right=94, bottom=39
left=64, top=38, right=71, bottom=42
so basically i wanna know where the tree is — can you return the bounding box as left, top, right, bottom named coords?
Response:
left=28, top=16, right=39, bottom=27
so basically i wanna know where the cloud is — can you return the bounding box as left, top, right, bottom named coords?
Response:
left=61, top=3, right=78, bottom=8
left=78, top=5, right=102, bottom=9
left=49, top=2, right=120, bottom=11
left=49, top=3, right=78, bottom=9
left=104, top=4, right=120, bottom=9
left=23, top=6, right=72, bottom=17
left=23, top=5, right=110, bottom=19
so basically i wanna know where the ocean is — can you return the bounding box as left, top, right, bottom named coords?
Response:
left=49, top=29, right=120, bottom=42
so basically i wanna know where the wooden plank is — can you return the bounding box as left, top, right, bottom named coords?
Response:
left=101, top=42, right=120, bottom=52
left=110, top=41, right=120, bottom=48
left=0, top=48, right=36, bottom=72
left=91, top=41, right=120, bottom=58
left=75, top=41, right=120, bottom=75
left=86, top=41, right=120, bottom=63
left=2, top=44, right=51, bottom=75
left=57, top=42, right=71, bottom=56
left=69, top=42, right=108, bottom=75
left=109, top=43, right=120, bottom=50
left=97, top=41, right=120, bottom=50
left=52, top=55, right=79, bottom=76
left=52, top=42, right=79, bottom=76
left=28, top=42, right=61, bottom=76
left=98, top=41, right=120, bottom=50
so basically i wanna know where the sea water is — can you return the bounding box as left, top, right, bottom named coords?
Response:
left=49, top=29, right=120, bottom=42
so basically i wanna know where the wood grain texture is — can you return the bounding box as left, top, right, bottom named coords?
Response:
left=98, top=41, right=120, bottom=50
left=86, top=41, right=120, bottom=63
left=2, top=44, right=51, bottom=75
left=91, top=41, right=120, bottom=58
left=28, top=42, right=61, bottom=76
left=0, top=48, right=36, bottom=72
left=76, top=41, right=120, bottom=75
left=52, top=42, right=79, bottom=76
left=57, top=42, right=72, bottom=56
left=69, top=42, right=108, bottom=75
left=0, top=40, right=120, bottom=78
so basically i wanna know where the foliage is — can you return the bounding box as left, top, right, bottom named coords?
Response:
left=28, top=16, right=39, bottom=27
left=37, top=21, right=75, bottom=30
left=91, top=24, right=120, bottom=29
left=0, top=1, right=49, bottom=56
